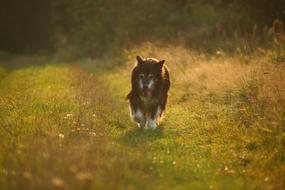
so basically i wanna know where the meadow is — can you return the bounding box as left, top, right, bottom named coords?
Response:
left=0, top=43, right=284, bottom=189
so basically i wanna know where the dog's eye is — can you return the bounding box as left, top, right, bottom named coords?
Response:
left=139, top=74, right=144, bottom=79
left=148, top=74, right=154, bottom=79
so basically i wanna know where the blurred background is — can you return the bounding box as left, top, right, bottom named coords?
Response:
left=1, top=0, right=285, bottom=57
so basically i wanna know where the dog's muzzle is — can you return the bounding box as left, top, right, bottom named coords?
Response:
left=142, top=86, right=152, bottom=97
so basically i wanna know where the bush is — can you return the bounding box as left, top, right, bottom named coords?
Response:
left=1, top=0, right=285, bottom=56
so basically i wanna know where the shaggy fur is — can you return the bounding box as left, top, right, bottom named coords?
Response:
left=126, top=56, right=170, bottom=129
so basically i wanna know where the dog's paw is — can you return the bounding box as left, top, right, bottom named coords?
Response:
left=147, top=119, right=158, bottom=130
left=136, top=119, right=146, bottom=129
left=138, top=122, right=146, bottom=129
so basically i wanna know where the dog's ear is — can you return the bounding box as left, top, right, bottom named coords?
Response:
left=136, top=56, right=143, bottom=66
left=157, top=60, right=165, bottom=68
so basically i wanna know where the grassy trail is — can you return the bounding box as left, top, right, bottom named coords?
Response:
left=0, top=55, right=284, bottom=189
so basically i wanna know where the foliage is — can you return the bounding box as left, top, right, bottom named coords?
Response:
left=1, top=0, right=285, bottom=56
left=52, top=0, right=285, bottom=57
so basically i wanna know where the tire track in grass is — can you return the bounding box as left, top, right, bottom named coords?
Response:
left=64, top=66, right=159, bottom=190
left=0, top=65, right=80, bottom=189
left=0, top=64, right=157, bottom=190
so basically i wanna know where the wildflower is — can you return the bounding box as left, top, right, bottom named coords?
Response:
left=58, top=133, right=64, bottom=139
left=23, top=171, right=32, bottom=179
left=76, top=172, right=92, bottom=181
left=89, top=132, right=96, bottom=137
left=264, top=177, right=269, bottom=182
left=51, top=177, right=65, bottom=187
left=64, top=113, right=72, bottom=120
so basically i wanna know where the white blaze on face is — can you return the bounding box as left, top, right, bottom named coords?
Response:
left=138, top=73, right=156, bottom=91
left=148, top=79, right=155, bottom=89
left=139, top=78, right=143, bottom=89
left=138, top=73, right=144, bottom=90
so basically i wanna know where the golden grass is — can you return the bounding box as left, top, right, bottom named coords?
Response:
left=124, top=42, right=285, bottom=104
left=0, top=44, right=284, bottom=189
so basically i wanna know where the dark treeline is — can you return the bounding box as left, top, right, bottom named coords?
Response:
left=0, top=0, right=53, bottom=52
left=0, top=0, right=284, bottom=57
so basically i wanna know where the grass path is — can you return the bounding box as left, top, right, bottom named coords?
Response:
left=0, top=57, right=284, bottom=189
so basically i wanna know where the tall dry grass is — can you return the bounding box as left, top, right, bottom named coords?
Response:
left=125, top=42, right=285, bottom=106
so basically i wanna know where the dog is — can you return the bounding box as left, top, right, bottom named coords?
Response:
left=126, top=56, right=170, bottom=129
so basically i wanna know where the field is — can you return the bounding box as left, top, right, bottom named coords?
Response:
left=0, top=43, right=284, bottom=190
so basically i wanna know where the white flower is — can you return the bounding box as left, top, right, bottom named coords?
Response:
left=89, top=132, right=96, bottom=137
left=51, top=177, right=64, bottom=187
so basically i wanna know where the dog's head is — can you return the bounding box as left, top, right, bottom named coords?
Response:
left=132, top=56, right=165, bottom=97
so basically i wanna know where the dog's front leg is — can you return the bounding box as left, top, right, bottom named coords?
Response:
left=131, top=108, right=146, bottom=128
left=146, top=107, right=161, bottom=130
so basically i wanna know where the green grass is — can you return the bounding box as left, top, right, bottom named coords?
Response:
left=0, top=46, right=284, bottom=190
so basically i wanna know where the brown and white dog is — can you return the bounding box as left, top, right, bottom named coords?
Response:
left=126, top=56, right=170, bottom=129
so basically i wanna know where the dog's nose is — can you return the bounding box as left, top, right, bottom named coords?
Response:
left=143, top=86, right=148, bottom=90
